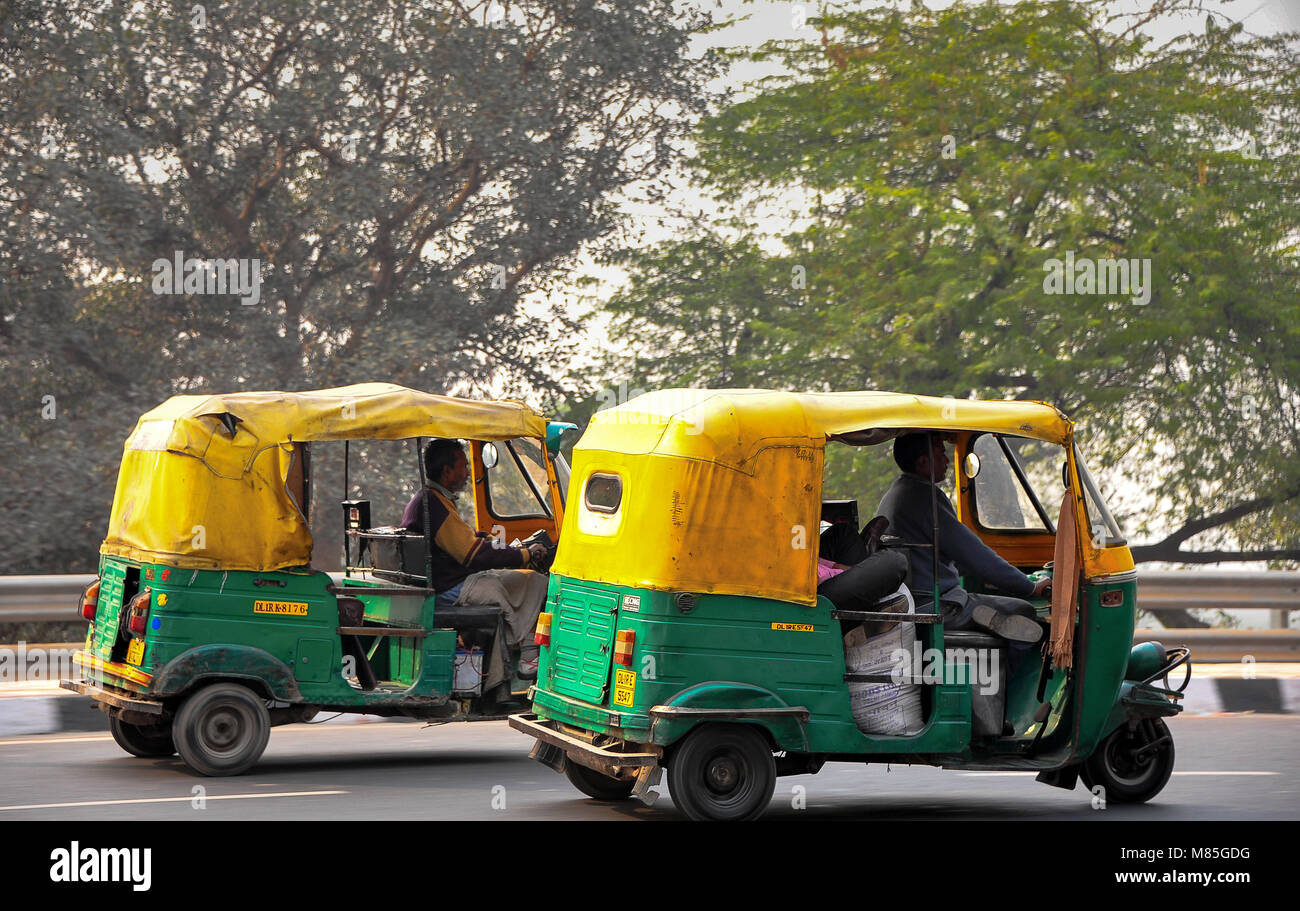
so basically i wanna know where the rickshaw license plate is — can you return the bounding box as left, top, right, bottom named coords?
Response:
left=253, top=600, right=309, bottom=616
left=126, top=638, right=145, bottom=666
left=613, top=668, right=636, bottom=707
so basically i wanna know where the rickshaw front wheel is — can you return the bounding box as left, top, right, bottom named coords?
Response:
left=667, top=723, right=776, bottom=822
left=109, top=716, right=176, bottom=758
left=564, top=761, right=637, bottom=801
left=1080, top=717, right=1175, bottom=804
left=173, top=683, right=271, bottom=777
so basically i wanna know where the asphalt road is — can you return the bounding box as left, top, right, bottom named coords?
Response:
left=0, top=715, right=1295, bottom=821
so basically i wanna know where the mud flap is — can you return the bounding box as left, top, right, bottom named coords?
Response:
left=631, top=764, right=662, bottom=806
left=528, top=738, right=567, bottom=773
left=1036, top=764, right=1081, bottom=790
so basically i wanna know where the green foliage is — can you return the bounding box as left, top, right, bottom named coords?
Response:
left=605, top=0, right=1300, bottom=564
left=0, top=0, right=719, bottom=571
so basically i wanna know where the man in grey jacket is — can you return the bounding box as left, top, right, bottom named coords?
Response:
left=877, top=433, right=1050, bottom=646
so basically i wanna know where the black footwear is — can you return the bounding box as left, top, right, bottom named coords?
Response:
left=971, top=604, right=1043, bottom=643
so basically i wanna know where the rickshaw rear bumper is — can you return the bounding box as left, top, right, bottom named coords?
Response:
left=509, top=712, right=660, bottom=780
left=60, top=678, right=166, bottom=721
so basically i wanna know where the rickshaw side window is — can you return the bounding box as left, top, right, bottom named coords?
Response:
left=969, top=434, right=1054, bottom=533
left=584, top=474, right=622, bottom=514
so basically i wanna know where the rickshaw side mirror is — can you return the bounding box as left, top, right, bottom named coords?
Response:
left=963, top=452, right=981, bottom=479
left=1061, top=460, right=1071, bottom=490
left=482, top=442, right=499, bottom=470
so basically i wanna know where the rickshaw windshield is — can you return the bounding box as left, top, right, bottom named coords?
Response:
left=969, top=433, right=1057, bottom=533
left=1074, top=445, right=1126, bottom=548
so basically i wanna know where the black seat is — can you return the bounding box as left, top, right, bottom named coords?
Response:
left=943, top=629, right=1006, bottom=650
left=433, top=604, right=505, bottom=632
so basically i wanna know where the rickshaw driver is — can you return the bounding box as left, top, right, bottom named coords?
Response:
left=877, top=433, right=1050, bottom=652
left=401, top=439, right=550, bottom=682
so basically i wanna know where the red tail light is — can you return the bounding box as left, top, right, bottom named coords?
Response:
left=534, top=612, right=553, bottom=646
left=79, top=579, right=101, bottom=621
left=613, top=629, right=635, bottom=667
left=126, top=589, right=151, bottom=637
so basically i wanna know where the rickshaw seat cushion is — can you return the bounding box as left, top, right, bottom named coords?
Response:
left=433, top=603, right=505, bottom=631
left=942, top=630, right=1005, bottom=650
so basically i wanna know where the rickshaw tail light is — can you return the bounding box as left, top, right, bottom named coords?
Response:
left=79, top=579, right=101, bottom=621
left=535, top=612, right=552, bottom=646
left=613, top=629, right=635, bottom=667
left=126, top=589, right=151, bottom=637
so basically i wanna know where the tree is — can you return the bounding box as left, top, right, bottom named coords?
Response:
left=0, top=0, right=719, bottom=572
left=603, top=0, right=1300, bottom=569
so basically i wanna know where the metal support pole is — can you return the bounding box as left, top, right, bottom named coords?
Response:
left=415, top=437, right=434, bottom=588
left=928, top=431, right=941, bottom=611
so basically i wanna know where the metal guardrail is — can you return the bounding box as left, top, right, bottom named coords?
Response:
left=0, top=575, right=97, bottom=623
left=2, top=571, right=1296, bottom=660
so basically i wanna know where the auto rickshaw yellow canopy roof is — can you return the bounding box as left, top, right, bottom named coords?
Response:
left=553, top=389, right=1074, bottom=606
left=101, top=384, right=546, bottom=571
left=575, top=389, right=1072, bottom=467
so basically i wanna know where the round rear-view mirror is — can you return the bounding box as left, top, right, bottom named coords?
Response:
left=963, top=452, right=981, bottom=479
left=482, top=442, right=499, bottom=470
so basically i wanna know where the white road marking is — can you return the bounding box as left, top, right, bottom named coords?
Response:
left=1171, top=771, right=1278, bottom=776
left=0, top=734, right=113, bottom=745
left=0, top=790, right=348, bottom=811
left=960, top=770, right=1278, bottom=777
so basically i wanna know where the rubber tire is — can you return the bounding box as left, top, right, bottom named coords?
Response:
left=667, top=724, right=776, bottom=821
left=173, top=683, right=271, bottom=777
left=1080, top=717, right=1175, bottom=804
left=564, top=761, right=637, bottom=801
left=109, top=716, right=176, bottom=758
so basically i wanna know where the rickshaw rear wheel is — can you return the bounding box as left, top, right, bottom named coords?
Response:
left=109, top=716, right=176, bottom=758
left=1080, top=717, right=1175, bottom=804
left=667, top=724, right=776, bottom=822
left=173, top=683, right=271, bottom=777
left=564, top=761, right=637, bottom=801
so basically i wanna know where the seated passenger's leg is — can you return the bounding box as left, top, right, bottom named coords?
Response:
left=819, top=523, right=867, bottom=565
left=818, top=549, right=908, bottom=612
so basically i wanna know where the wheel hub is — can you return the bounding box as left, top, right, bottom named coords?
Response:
left=201, top=707, right=245, bottom=754
left=705, top=753, right=741, bottom=794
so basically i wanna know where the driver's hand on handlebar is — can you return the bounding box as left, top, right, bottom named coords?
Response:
left=1031, top=577, right=1052, bottom=598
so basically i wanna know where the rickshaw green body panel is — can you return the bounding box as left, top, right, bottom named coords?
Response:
left=532, top=572, right=1150, bottom=767
left=80, top=555, right=458, bottom=708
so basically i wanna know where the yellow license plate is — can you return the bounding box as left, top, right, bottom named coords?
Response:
left=613, top=668, right=636, bottom=707
left=126, top=638, right=145, bottom=666
left=253, top=600, right=309, bottom=616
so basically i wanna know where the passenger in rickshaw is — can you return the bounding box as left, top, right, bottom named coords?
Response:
left=877, top=433, right=1049, bottom=654
left=401, top=438, right=550, bottom=682
left=817, top=516, right=909, bottom=613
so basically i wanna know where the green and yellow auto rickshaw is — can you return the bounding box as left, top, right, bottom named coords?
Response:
left=63, top=383, right=574, bottom=775
left=511, top=389, right=1188, bottom=820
